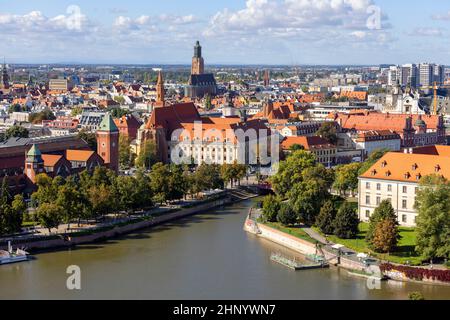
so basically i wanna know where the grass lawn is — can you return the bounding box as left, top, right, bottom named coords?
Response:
left=319, top=223, right=424, bottom=265
left=264, top=222, right=317, bottom=244
left=22, top=221, right=38, bottom=227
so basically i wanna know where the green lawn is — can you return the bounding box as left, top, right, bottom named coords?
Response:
left=320, top=223, right=424, bottom=265
left=264, top=222, right=317, bottom=244
left=22, top=221, right=38, bottom=228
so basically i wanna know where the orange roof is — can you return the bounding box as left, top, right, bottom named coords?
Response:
left=41, top=154, right=63, bottom=167
left=340, top=91, right=367, bottom=101
left=281, top=136, right=335, bottom=151
left=360, top=150, right=450, bottom=183
left=65, top=150, right=95, bottom=162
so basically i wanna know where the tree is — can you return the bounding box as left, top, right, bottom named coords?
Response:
left=316, top=122, right=337, bottom=145
left=56, top=178, right=86, bottom=228
left=5, top=125, right=29, bottom=140
left=231, top=161, right=247, bottom=186
left=150, top=163, right=171, bottom=204
left=366, top=200, right=398, bottom=244
left=32, top=174, right=58, bottom=205
left=270, top=150, right=317, bottom=196
left=288, top=165, right=332, bottom=225
left=414, top=175, right=450, bottom=260
left=220, top=163, right=234, bottom=188
left=119, top=135, right=134, bottom=169
left=289, top=144, right=305, bottom=151
left=408, top=292, right=425, bottom=300
left=133, top=169, right=153, bottom=209
left=358, top=148, right=390, bottom=175
left=333, top=163, right=362, bottom=196
left=135, top=140, right=158, bottom=170
left=78, top=129, right=97, bottom=150
left=29, top=109, right=56, bottom=124
left=36, top=203, right=63, bottom=233
left=8, top=194, right=26, bottom=233
left=196, top=164, right=224, bottom=191
left=262, top=194, right=281, bottom=223
left=277, top=203, right=297, bottom=226
left=371, top=218, right=399, bottom=253
left=315, top=200, right=337, bottom=235
left=115, top=175, right=137, bottom=213
left=333, top=202, right=359, bottom=239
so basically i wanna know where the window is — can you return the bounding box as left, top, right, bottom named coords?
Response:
left=402, top=186, right=407, bottom=193
left=415, top=187, right=419, bottom=194
left=365, top=210, right=370, bottom=218
left=376, top=196, right=381, bottom=205
left=366, top=182, right=370, bottom=189
left=402, top=199, right=407, bottom=209
left=387, top=184, right=392, bottom=192
left=376, top=183, right=381, bottom=191
left=402, top=215, right=407, bottom=223
left=366, top=195, right=370, bottom=205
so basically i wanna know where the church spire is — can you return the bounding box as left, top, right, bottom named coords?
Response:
left=156, top=70, right=165, bottom=106
left=1, top=58, right=10, bottom=90
left=191, top=41, right=204, bottom=75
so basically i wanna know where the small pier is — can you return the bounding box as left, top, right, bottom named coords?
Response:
left=270, top=253, right=329, bottom=271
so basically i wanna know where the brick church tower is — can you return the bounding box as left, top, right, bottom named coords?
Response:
left=96, top=113, right=119, bottom=173
left=156, top=70, right=165, bottom=106
left=25, top=144, right=45, bottom=184
left=191, top=41, right=204, bottom=75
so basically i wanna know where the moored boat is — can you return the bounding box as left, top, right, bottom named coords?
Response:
left=0, top=242, right=29, bottom=265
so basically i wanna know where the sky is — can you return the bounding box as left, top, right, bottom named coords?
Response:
left=1, top=0, right=450, bottom=65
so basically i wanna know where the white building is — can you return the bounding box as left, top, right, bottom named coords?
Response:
left=358, top=146, right=450, bottom=227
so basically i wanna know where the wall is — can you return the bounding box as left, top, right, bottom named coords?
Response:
left=2, top=197, right=232, bottom=252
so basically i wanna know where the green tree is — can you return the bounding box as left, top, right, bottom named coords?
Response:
left=135, top=140, right=158, bottom=170
left=78, top=129, right=97, bottom=150
left=316, top=122, right=337, bottom=145
left=150, top=163, right=171, bottom=204
left=371, top=218, right=399, bottom=253
left=270, top=150, right=317, bottom=196
left=5, top=125, right=29, bottom=140
left=333, top=163, right=362, bottom=196
left=31, top=174, right=58, bottom=205
left=29, top=109, right=56, bottom=124
left=277, top=203, right=297, bottom=226
left=358, top=148, right=390, bottom=175
left=366, top=199, right=398, bottom=244
left=414, top=175, right=450, bottom=260
left=196, top=164, right=224, bottom=191
left=36, top=203, right=63, bottom=233
left=315, top=200, right=337, bottom=235
left=119, top=135, right=134, bottom=169
left=115, top=175, right=137, bottom=213
left=56, top=178, right=86, bottom=228
left=262, top=194, right=281, bottom=223
left=333, top=202, right=359, bottom=239
left=133, top=169, right=153, bottom=209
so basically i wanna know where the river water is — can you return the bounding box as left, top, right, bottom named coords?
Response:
left=0, top=200, right=449, bottom=300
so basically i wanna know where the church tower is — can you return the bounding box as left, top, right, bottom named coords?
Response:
left=25, top=144, right=45, bottom=184
left=156, top=70, right=165, bottom=106
left=191, top=41, right=204, bottom=75
left=96, top=113, right=119, bottom=173
left=1, top=61, right=10, bottom=90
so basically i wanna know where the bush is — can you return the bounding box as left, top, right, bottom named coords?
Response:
left=380, top=263, right=450, bottom=282
left=408, top=292, right=425, bottom=300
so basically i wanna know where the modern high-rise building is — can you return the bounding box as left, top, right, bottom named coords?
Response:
left=399, top=64, right=418, bottom=88
left=419, top=63, right=433, bottom=87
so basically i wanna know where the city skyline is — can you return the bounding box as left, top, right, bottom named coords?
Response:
left=1, top=0, right=450, bottom=65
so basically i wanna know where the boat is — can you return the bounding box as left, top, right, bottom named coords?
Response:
left=0, top=241, right=29, bottom=265
left=270, top=252, right=329, bottom=271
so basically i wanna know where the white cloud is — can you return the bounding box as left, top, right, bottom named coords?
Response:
left=431, top=11, right=450, bottom=21
left=407, top=27, right=444, bottom=37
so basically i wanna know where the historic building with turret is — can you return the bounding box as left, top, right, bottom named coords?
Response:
left=185, top=41, right=217, bottom=98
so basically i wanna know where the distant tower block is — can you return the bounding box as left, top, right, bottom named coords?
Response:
left=1, top=60, right=10, bottom=90
left=156, top=70, right=165, bottom=106
left=191, top=41, right=205, bottom=75
left=264, top=70, right=270, bottom=87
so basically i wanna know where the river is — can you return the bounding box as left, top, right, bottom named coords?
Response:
left=0, top=200, right=449, bottom=300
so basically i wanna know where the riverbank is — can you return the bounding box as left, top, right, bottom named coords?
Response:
left=1, top=189, right=258, bottom=253
left=243, top=210, right=450, bottom=287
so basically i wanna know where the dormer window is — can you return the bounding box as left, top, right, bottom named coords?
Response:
left=435, top=165, right=441, bottom=172
left=412, top=163, right=418, bottom=171
left=385, top=171, right=391, bottom=177
left=404, top=172, right=411, bottom=179
left=416, top=174, right=422, bottom=181
left=371, top=169, right=377, bottom=176
left=381, top=160, right=387, bottom=168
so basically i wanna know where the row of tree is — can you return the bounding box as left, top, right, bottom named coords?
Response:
left=0, top=161, right=248, bottom=235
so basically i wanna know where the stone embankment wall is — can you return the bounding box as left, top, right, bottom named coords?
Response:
left=2, top=198, right=232, bottom=251
left=244, top=218, right=317, bottom=255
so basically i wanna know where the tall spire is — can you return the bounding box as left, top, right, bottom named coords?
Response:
left=1, top=58, right=10, bottom=90
left=191, top=41, right=204, bottom=75
left=156, top=70, right=165, bottom=106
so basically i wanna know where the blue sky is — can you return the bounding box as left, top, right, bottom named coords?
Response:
left=1, top=0, right=450, bottom=65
